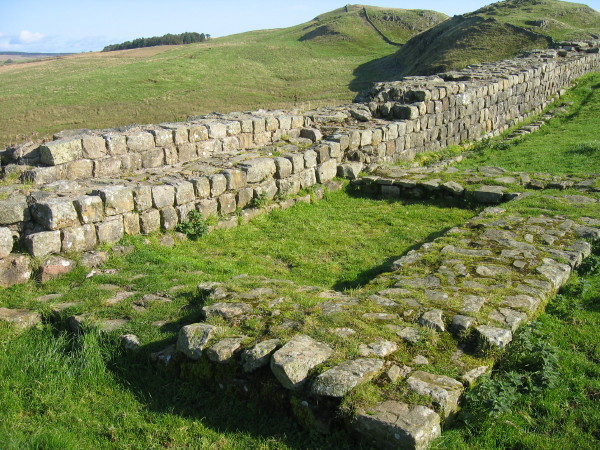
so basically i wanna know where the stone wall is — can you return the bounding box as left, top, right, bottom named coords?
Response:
left=0, top=43, right=598, bottom=287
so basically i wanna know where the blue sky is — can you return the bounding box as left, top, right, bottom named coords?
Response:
left=1, top=0, right=599, bottom=53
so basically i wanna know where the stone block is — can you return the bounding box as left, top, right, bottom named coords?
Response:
left=104, top=134, right=127, bottom=156
left=163, top=146, right=178, bottom=165
left=271, top=334, right=333, bottom=390
left=206, top=122, right=227, bottom=139
left=96, top=217, right=124, bottom=244
left=0, top=307, right=41, bottom=330
left=162, top=124, right=189, bottom=144
left=222, top=169, right=246, bottom=190
left=30, top=198, right=80, bottom=231
left=407, top=371, right=464, bottom=419
left=316, top=159, right=338, bottom=183
left=299, top=168, right=316, bottom=188
left=241, top=339, right=280, bottom=372
left=126, top=132, right=155, bottom=152
left=94, top=186, right=134, bottom=216
left=152, top=185, right=175, bottom=209
left=206, top=337, right=246, bottom=363
left=196, top=199, right=218, bottom=218
left=189, top=125, right=209, bottom=142
left=39, top=256, right=74, bottom=282
left=476, top=325, right=512, bottom=349
left=0, top=254, right=31, bottom=287
left=151, top=128, right=174, bottom=147
left=177, top=143, right=197, bottom=163
left=239, top=158, right=276, bottom=183
left=133, top=185, right=153, bottom=212
left=176, top=202, right=195, bottom=222
left=0, top=199, right=31, bottom=225
left=311, top=358, right=384, bottom=398
left=140, top=209, right=161, bottom=234
left=274, top=157, right=293, bottom=179
left=276, top=175, right=301, bottom=197
left=303, top=149, right=317, bottom=168
left=300, top=128, right=322, bottom=142
left=73, top=196, right=104, bottom=224
left=254, top=179, right=277, bottom=200
left=94, top=157, right=122, bottom=177
left=82, top=135, right=107, bottom=159
left=236, top=187, right=254, bottom=209
left=218, top=193, right=237, bottom=215
left=252, top=118, right=266, bottom=133
left=0, top=227, right=13, bottom=258
left=65, top=159, right=94, bottom=180
left=284, top=153, right=304, bottom=173
left=176, top=323, right=217, bottom=360
left=473, top=185, right=506, bottom=204
left=141, top=149, right=164, bottom=168
left=160, top=206, right=179, bottom=230
left=209, top=174, right=227, bottom=197
left=192, top=177, right=211, bottom=199
left=24, top=231, right=61, bottom=257
left=169, top=181, right=195, bottom=205
left=222, top=136, right=240, bottom=153
left=197, top=139, right=220, bottom=155
left=353, top=401, right=441, bottom=450
left=39, top=138, right=83, bottom=165
left=338, top=162, right=363, bottom=180
left=61, top=225, right=97, bottom=253
left=123, top=212, right=141, bottom=235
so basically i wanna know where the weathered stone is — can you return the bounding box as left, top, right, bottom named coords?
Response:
left=0, top=199, right=31, bottom=225
left=79, top=251, right=109, bottom=268
left=176, top=323, right=217, bottom=360
left=39, top=256, right=74, bottom=282
left=74, top=196, right=104, bottom=223
left=61, top=225, right=97, bottom=253
left=451, top=315, right=475, bottom=333
left=152, top=185, right=175, bottom=209
left=241, top=339, right=280, bottom=372
left=31, top=198, right=80, bottom=230
left=160, top=206, right=178, bottom=230
left=501, top=295, right=540, bottom=312
left=206, top=337, right=246, bottom=363
left=0, top=254, right=31, bottom=287
left=273, top=157, right=293, bottom=179
left=385, top=364, right=412, bottom=382
left=95, top=186, right=134, bottom=216
left=140, top=209, right=161, bottom=234
left=300, top=128, right=322, bottom=142
left=120, top=334, right=140, bottom=351
left=442, top=181, right=465, bottom=196
left=535, top=258, right=571, bottom=289
left=239, top=158, right=276, bottom=183
left=22, top=230, right=60, bottom=258
left=133, top=185, right=153, bottom=211
left=39, top=138, right=83, bottom=165
left=473, top=185, right=506, bottom=204
left=461, top=366, right=489, bottom=387
left=316, top=159, right=338, bottom=183
left=126, top=132, right=154, bottom=152
left=442, top=245, right=492, bottom=257
left=96, top=217, right=124, bottom=244
left=419, top=309, right=445, bottom=332
left=0, top=227, right=13, bottom=258
left=353, top=401, right=441, bottom=450
left=0, top=308, right=41, bottom=329
left=202, top=302, right=252, bottom=320
left=489, top=308, right=527, bottom=331
left=363, top=312, right=399, bottom=321
left=358, top=340, right=398, bottom=357
left=270, top=334, right=333, bottom=390
left=476, top=325, right=512, bottom=348
left=311, top=358, right=384, bottom=397
left=475, top=265, right=513, bottom=277
left=407, top=371, right=464, bottom=418
left=209, top=174, right=227, bottom=197
left=222, top=169, right=247, bottom=190
left=82, top=135, right=107, bottom=159
left=337, top=162, right=364, bottom=180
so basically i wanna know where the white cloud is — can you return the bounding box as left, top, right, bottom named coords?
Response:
left=18, top=30, right=45, bottom=44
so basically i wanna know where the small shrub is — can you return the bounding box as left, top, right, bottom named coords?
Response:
left=250, top=192, right=269, bottom=208
left=176, top=210, right=208, bottom=240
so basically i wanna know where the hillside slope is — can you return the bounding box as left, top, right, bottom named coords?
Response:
left=391, top=0, right=600, bottom=76
left=0, top=5, right=445, bottom=148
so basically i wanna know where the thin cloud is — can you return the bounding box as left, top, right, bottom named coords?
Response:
left=18, top=30, right=45, bottom=44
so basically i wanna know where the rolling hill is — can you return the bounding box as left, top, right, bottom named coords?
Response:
left=0, top=5, right=446, bottom=148
left=390, top=0, right=600, bottom=76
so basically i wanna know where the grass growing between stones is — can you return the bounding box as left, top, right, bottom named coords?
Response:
left=433, top=249, right=600, bottom=449
left=0, top=192, right=475, bottom=448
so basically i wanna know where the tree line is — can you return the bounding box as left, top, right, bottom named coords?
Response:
left=102, top=32, right=210, bottom=52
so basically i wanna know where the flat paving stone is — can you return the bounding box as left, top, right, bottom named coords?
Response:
left=311, top=358, right=384, bottom=398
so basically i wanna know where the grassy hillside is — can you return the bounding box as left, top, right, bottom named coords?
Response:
left=0, top=5, right=446, bottom=149
left=391, top=0, right=600, bottom=76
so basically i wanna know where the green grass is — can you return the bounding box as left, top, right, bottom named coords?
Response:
left=456, top=72, right=600, bottom=175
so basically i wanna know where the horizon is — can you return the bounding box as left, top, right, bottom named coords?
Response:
left=2, top=0, right=599, bottom=54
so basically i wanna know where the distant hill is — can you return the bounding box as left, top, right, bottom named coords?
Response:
left=390, top=0, right=600, bottom=77
left=102, top=32, right=210, bottom=52
left=0, top=52, right=72, bottom=65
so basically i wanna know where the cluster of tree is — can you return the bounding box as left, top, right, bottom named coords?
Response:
left=102, top=32, right=210, bottom=52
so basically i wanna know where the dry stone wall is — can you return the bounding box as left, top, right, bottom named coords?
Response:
left=0, top=44, right=598, bottom=287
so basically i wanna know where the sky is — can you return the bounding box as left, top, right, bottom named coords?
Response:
left=1, top=0, right=599, bottom=54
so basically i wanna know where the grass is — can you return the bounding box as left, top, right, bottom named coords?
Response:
left=457, top=72, right=600, bottom=175
left=0, top=5, right=444, bottom=148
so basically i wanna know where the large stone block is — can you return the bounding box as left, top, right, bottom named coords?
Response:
left=30, top=198, right=80, bottom=231
left=0, top=199, right=31, bottom=225
left=177, top=143, right=197, bottom=163
left=303, top=149, right=317, bottom=168
left=284, top=153, right=304, bottom=173
left=316, top=159, right=338, bottom=183
left=191, top=177, right=211, bottom=199
left=239, top=158, right=276, bottom=183
left=82, top=135, right=107, bottom=159
left=126, top=131, right=155, bottom=152
left=236, top=187, right=254, bottom=209
left=93, top=157, right=122, bottom=177
left=73, top=196, right=104, bottom=224
left=299, top=168, right=317, bottom=188
left=96, top=217, right=124, bottom=244
left=222, top=169, right=246, bottom=190
left=151, top=128, right=174, bottom=147
left=160, top=206, right=179, bottom=230
left=39, top=256, right=74, bottom=282
left=0, top=254, right=31, bottom=287
left=94, top=186, right=134, bottom=216
left=218, top=193, right=237, bottom=215
left=270, top=334, right=332, bottom=390
left=196, top=199, right=218, bottom=218
left=209, top=174, right=227, bottom=197
left=274, top=157, right=293, bottom=179
left=61, top=225, right=97, bottom=253
left=24, top=231, right=61, bottom=257
left=311, top=358, right=384, bottom=398
left=141, top=149, right=164, bottom=168
left=104, top=134, right=127, bottom=156
left=133, top=185, right=153, bottom=212
left=0, top=227, right=13, bottom=258
left=169, top=181, right=195, bottom=205
left=176, top=323, right=217, bottom=360
left=39, top=138, right=83, bottom=165
left=407, top=371, right=464, bottom=419
left=140, top=209, right=161, bottom=234
left=152, top=185, right=175, bottom=209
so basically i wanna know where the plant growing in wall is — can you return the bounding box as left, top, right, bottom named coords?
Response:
left=176, top=210, right=208, bottom=240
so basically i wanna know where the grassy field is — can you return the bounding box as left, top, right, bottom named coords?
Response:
left=0, top=5, right=445, bottom=148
